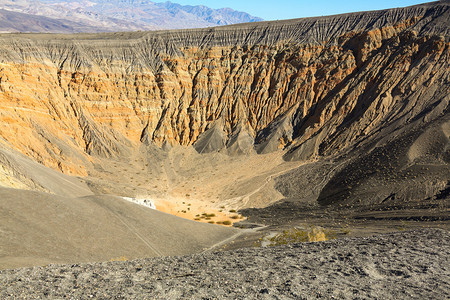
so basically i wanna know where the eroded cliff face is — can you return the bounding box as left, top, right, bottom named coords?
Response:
left=0, top=1, right=448, bottom=176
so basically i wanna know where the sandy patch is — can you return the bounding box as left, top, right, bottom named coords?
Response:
left=153, top=197, right=245, bottom=226
left=85, top=148, right=305, bottom=226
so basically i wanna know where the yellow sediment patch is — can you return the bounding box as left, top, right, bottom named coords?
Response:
left=154, top=197, right=244, bottom=227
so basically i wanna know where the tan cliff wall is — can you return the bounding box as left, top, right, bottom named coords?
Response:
left=0, top=1, right=448, bottom=175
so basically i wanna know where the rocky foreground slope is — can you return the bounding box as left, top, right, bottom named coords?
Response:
left=1, top=229, right=448, bottom=299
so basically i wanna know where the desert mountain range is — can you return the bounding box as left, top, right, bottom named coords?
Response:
left=0, top=1, right=448, bottom=297
left=0, top=0, right=263, bottom=33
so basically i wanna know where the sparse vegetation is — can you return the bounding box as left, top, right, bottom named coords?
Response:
left=266, top=227, right=336, bottom=246
left=201, top=213, right=216, bottom=218
left=222, top=221, right=232, bottom=226
left=341, top=227, right=351, bottom=235
left=110, top=256, right=128, bottom=262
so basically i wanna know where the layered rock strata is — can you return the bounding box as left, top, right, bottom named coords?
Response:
left=0, top=1, right=448, bottom=176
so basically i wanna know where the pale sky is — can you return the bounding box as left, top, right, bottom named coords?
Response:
left=154, top=0, right=430, bottom=20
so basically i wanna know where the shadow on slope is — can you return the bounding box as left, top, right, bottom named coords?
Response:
left=240, top=115, right=449, bottom=225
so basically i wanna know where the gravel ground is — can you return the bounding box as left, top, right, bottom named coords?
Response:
left=1, top=229, right=448, bottom=299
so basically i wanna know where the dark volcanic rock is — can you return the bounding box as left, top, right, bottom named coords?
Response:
left=0, top=229, right=448, bottom=299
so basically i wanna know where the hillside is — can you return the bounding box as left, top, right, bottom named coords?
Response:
left=0, top=0, right=448, bottom=192
left=0, top=1, right=448, bottom=271
left=0, top=9, right=106, bottom=33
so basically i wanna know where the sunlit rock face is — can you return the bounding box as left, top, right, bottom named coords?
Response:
left=0, top=1, right=448, bottom=175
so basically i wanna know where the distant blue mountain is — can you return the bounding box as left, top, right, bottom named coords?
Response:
left=0, top=0, right=263, bottom=33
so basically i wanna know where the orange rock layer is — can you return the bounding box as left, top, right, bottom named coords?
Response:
left=0, top=3, right=448, bottom=174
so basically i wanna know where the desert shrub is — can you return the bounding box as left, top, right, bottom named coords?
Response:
left=208, top=221, right=215, bottom=224
left=202, top=213, right=215, bottom=218
left=110, top=256, right=128, bottom=262
left=230, top=215, right=240, bottom=219
left=229, top=209, right=237, bottom=213
left=222, top=221, right=232, bottom=226
left=341, top=228, right=351, bottom=235
left=267, top=226, right=335, bottom=246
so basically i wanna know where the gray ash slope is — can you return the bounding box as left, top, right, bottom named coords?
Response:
left=1, top=229, right=448, bottom=299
